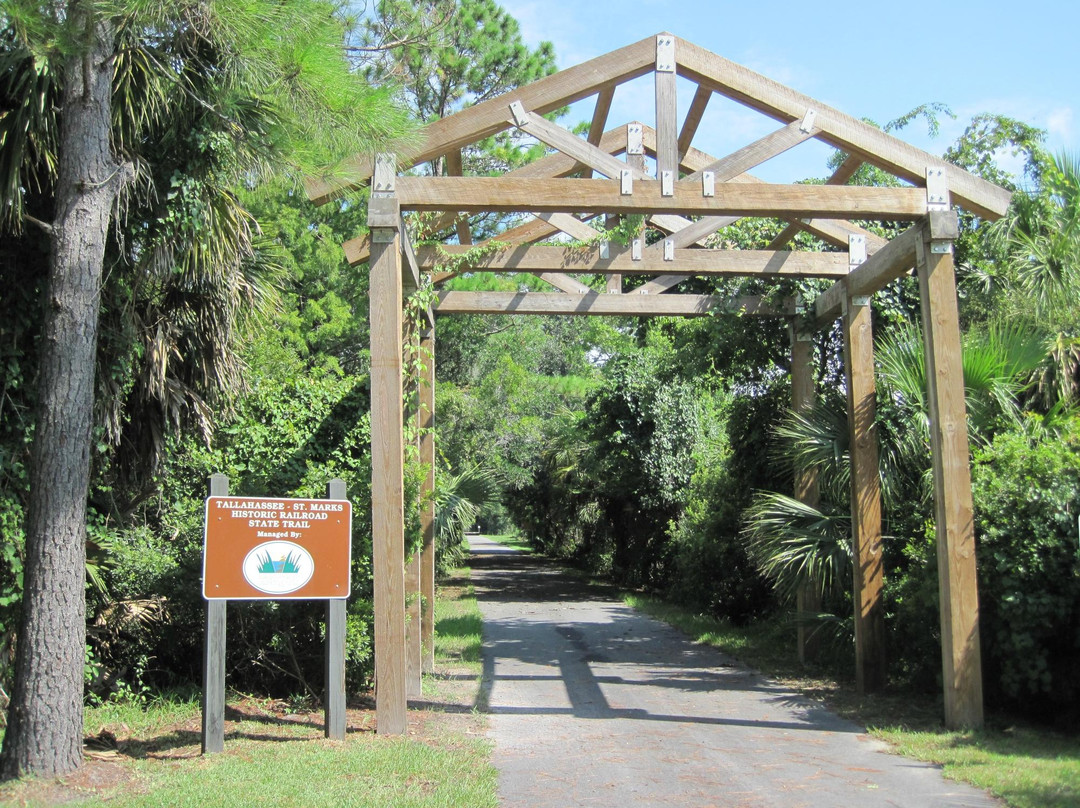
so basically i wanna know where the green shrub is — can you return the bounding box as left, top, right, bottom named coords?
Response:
left=971, top=414, right=1080, bottom=721
left=94, top=367, right=378, bottom=699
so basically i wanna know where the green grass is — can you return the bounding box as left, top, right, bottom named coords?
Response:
left=0, top=569, right=496, bottom=808
left=625, top=592, right=1080, bottom=808
left=624, top=593, right=799, bottom=677
left=95, top=731, right=494, bottom=808
left=428, top=567, right=485, bottom=674
left=875, top=726, right=1080, bottom=808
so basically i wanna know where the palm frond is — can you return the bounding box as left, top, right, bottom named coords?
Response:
left=742, top=492, right=852, bottom=604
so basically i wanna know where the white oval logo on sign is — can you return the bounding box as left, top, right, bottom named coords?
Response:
left=242, top=541, right=314, bottom=595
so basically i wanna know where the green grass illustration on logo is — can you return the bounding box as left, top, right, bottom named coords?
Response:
left=255, top=550, right=303, bottom=574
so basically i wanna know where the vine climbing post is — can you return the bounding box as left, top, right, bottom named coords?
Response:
left=419, top=327, right=437, bottom=673
left=404, top=317, right=423, bottom=699
left=368, top=153, right=407, bottom=734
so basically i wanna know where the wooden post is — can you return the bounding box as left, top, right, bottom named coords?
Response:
left=325, top=478, right=347, bottom=740
left=842, top=292, right=887, bottom=694
left=419, top=328, right=437, bottom=673
left=790, top=325, right=821, bottom=664
left=654, top=34, right=678, bottom=179
left=404, top=322, right=423, bottom=699
left=369, top=154, right=408, bottom=735
left=916, top=221, right=984, bottom=729
left=202, top=473, right=228, bottom=754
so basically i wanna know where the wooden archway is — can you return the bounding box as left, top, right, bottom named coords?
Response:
left=309, top=33, right=1009, bottom=735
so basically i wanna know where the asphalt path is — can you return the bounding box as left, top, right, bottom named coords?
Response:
left=470, top=535, right=1000, bottom=808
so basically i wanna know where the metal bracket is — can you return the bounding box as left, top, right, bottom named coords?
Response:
left=656, top=35, right=675, bottom=73
left=599, top=241, right=610, bottom=260
left=631, top=239, right=642, bottom=261
left=663, top=239, right=675, bottom=261
left=851, top=295, right=871, bottom=307
left=627, top=123, right=644, bottom=155
left=661, top=170, right=674, bottom=197
left=796, top=330, right=814, bottom=343
left=794, top=297, right=806, bottom=315
left=799, top=108, right=817, bottom=134
left=930, top=241, right=954, bottom=255
left=620, top=169, right=634, bottom=195
left=372, top=153, right=396, bottom=195
left=926, top=166, right=950, bottom=211
left=848, top=234, right=867, bottom=267
left=702, top=171, right=715, bottom=197
left=508, top=100, right=529, bottom=128
left=371, top=229, right=394, bottom=244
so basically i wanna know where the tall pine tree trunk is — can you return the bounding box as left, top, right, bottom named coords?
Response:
left=1, top=5, right=119, bottom=779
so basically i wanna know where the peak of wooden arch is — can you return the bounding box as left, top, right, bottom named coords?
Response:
left=307, top=32, right=1011, bottom=222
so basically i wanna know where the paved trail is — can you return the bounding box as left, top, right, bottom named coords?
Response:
left=470, top=536, right=998, bottom=808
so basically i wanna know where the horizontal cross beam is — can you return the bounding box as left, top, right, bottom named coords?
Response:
left=396, top=177, right=928, bottom=219
left=435, top=291, right=794, bottom=317
left=419, top=244, right=849, bottom=278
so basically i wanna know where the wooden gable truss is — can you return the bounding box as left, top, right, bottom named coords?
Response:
left=308, top=33, right=1009, bottom=736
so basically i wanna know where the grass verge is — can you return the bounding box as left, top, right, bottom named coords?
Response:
left=0, top=568, right=495, bottom=808
left=626, top=592, right=1079, bottom=808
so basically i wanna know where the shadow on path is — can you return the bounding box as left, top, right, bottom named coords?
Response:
left=471, top=535, right=1000, bottom=808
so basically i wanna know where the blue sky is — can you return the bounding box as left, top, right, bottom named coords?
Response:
left=500, top=0, right=1078, bottom=184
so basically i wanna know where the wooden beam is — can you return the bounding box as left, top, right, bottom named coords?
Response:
left=790, top=326, right=821, bottom=664
left=813, top=223, right=923, bottom=325
left=344, top=125, right=639, bottom=269
left=435, top=290, right=792, bottom=317
left=444, top=149, right=473, bottom=246
left=395, top=176, right=928, bottom=220
left=768, top=153, right=865, bottom=249
left=634, top=274, right=686, bottom=295
left=650, top=214, right=738, bottom=250
left=654, top=34, right=679, bottom=178
left=674, top=36, right=1012, bottom=219
left=678, top=84, right=712, bottom=159
left=583, top=87, right=616, bottom=177
left=418, top=244, right=850, bottom=278
left=683, top=119, right=818, bottom=184
left=512, top=103, right=635, bottom=181
left=513, top=103, right=717, bottom=250
left=307, top=35, right=657, bottom=204
left=509, top=124, right=629, bottom=179
left=345, top=120, right=878, bottom=275
left=400, top=228, right=421, bottom=294
left=368, top=220, right=407, bottom=735
left=842, top=294, right=887, bottom=695
left=605, top=214, right=621, bottom=293
left=535, top=212, right=602, bottom=241
left=538, top=272, right=593, bottom=294
left=419, top=329, right=436, bottom=675
left=916, top=226, right=984, bottom=730
left=638, top=123, right=884, bottom=250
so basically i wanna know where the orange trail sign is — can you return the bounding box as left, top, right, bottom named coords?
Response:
left=203, top=496, right=352, bottom=600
